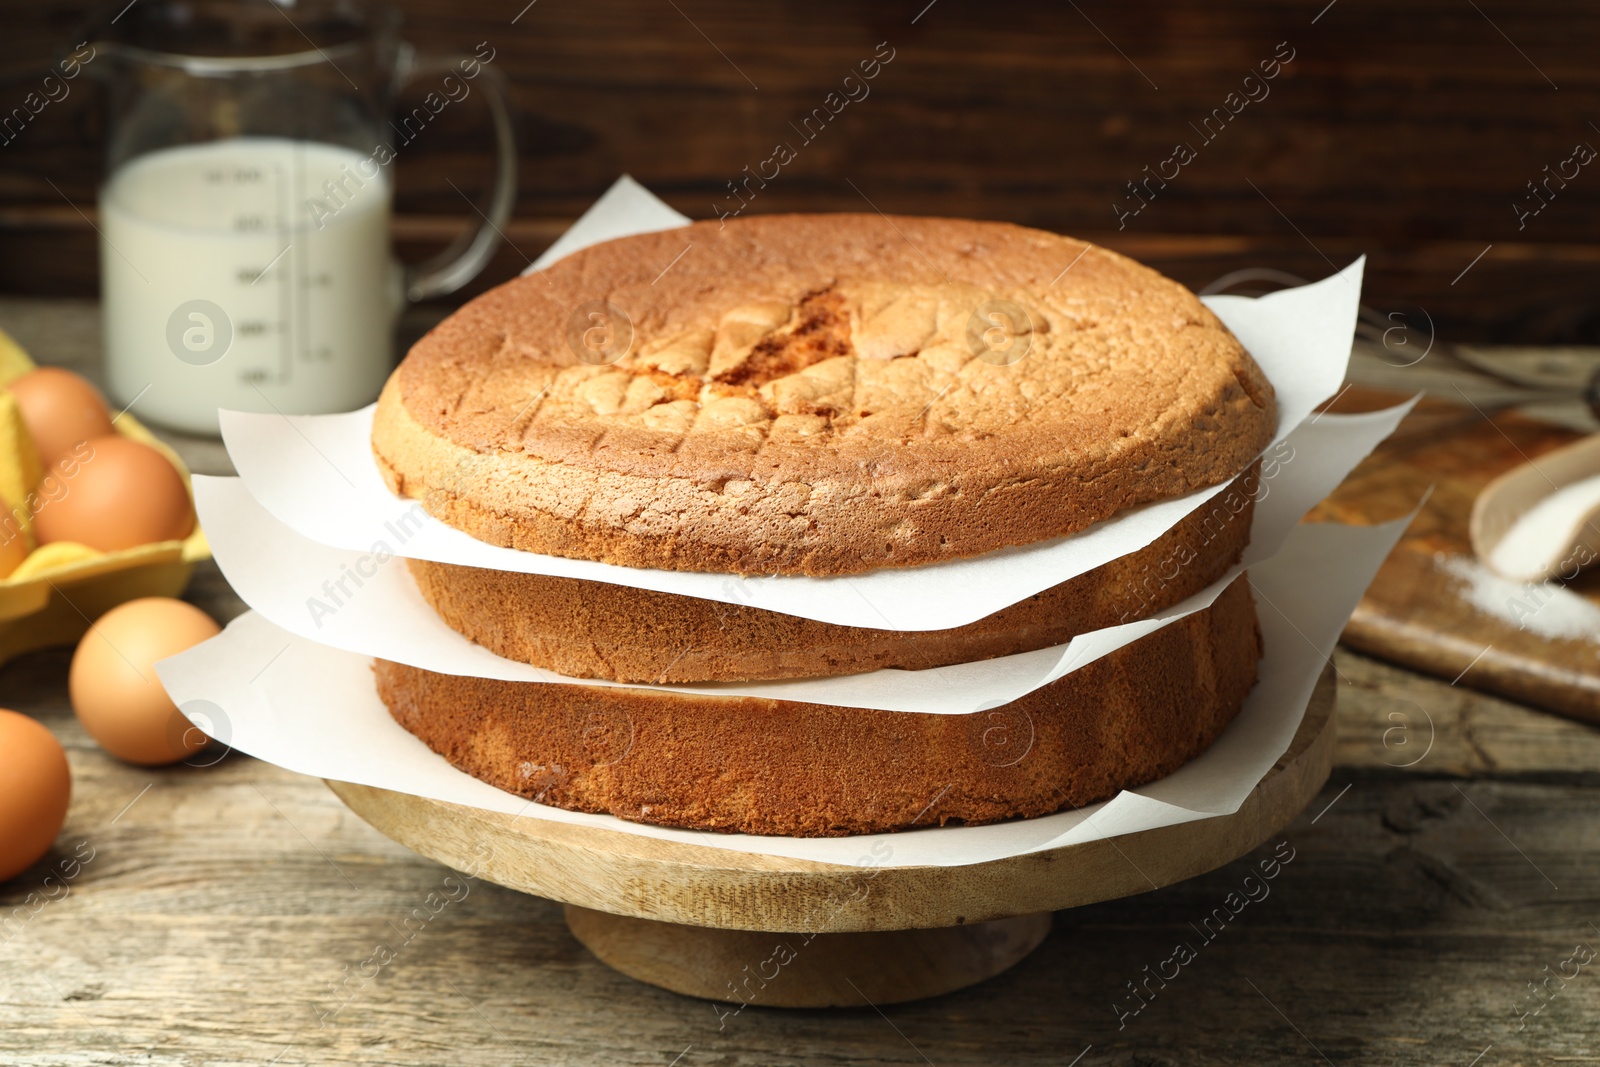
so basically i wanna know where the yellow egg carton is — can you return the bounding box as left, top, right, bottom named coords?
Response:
left=0, top=328, right=210, bottom=666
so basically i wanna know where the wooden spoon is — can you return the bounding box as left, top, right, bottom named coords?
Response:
left=1471, top=431, right=1600, bottom=584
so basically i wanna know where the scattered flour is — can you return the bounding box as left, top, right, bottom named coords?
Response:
left=1438, top=553, right=1600, bottom=643
left=1488, top=473, right=1600, bottom=581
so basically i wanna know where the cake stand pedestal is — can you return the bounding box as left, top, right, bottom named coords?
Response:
left=327, top=667, right=1335, bottom=1007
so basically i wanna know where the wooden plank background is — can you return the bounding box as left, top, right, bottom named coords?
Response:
left=2, top=0, right=1598, bottom=341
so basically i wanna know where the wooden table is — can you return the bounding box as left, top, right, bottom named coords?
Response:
left=3, top=299, right=1597, bottom=1065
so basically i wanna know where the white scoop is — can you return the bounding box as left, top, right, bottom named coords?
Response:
left=1471, top=432, right=1600, bottom=583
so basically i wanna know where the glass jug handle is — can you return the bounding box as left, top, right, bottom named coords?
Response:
left=395, top=47, right=519, bottom=302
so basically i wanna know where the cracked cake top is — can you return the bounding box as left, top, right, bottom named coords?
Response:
left=371, top=213, right=1276, bottom=576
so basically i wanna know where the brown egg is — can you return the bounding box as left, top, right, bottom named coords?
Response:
left=0, top=505, right=26, bottom=578
left=5, top=367, right=114, bottom=467
left=33, top=435, right=194, bottom=552
left=0, top=709, right=71, bottom=883
left=69, top=597, right=221, bottom=765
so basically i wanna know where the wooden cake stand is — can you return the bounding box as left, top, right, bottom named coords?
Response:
left=327, top=667, right=1335, bottom=1008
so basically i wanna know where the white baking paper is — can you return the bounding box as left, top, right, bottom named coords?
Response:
left=528, top=174, right=691, bottom=271
left=156, top=514, right=1407, bottom=868
left=194, top=401, right=1413, bottom=715
left=217, top=177, right=1364, bottom=633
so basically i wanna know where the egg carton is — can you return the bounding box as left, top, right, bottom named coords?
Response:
left=0, top=330, right=210, bottom=666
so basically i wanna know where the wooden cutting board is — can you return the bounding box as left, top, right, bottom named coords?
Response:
left=1311, top=386, right=1600, bottom=724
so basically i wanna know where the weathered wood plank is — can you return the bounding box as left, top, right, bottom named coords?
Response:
left=1337, top=648, right=1600, bottom=779
left=4, top=1, right=1600, bottom=339
left=2, top=668, right=1594, bottom=1066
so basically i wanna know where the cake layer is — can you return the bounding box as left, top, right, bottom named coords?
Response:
left=373, top=214, right=1276, bottom=577
left=375, top=574, right=1262, bottom=837
left=406, top=463, right=1259, bottom=683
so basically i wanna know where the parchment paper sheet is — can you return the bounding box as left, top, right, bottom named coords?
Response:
left=157, top=515, right=1406, bottom=868
left=196, top=403, right=1410, bottom=715
left=218, top=175, right=1365, bottom=632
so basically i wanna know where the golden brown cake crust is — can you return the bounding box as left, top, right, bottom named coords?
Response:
left=406, top=462, right=1260, bottom=683
left=373, top=214, right=1276, bottom=576
left=375, top=576, right=1262, bottom=837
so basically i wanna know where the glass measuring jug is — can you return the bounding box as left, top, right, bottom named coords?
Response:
left=94, top=0, right=516, bottom=435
